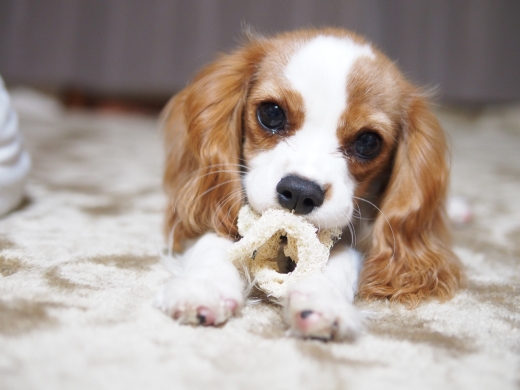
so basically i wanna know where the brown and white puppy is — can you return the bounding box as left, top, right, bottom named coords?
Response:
left=156, top=28, right=464, bottom=340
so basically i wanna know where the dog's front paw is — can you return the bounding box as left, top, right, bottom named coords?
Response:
left=284, top=280, right=363, bottom=341
left=155, top=273, right=244, bottom=326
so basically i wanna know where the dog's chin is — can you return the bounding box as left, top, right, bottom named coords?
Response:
left=304, top=207, right=353, bottom=230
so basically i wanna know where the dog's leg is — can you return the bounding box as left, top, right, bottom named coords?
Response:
left=155, top=232, right=244, bottom=326
left=284, top=243, right=364, bottom=340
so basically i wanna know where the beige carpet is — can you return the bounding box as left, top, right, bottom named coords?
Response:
left=1, top=91, right=519, bottom=389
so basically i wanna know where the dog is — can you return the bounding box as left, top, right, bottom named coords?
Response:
left=155, top=28, right=464, bottom=340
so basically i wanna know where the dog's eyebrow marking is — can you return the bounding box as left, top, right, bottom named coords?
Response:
left=366, top=112, right=393, bottom=128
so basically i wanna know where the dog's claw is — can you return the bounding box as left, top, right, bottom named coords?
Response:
left=196, top=307, right=215, bottom=325
left=285, top=289, right=363, bottom=341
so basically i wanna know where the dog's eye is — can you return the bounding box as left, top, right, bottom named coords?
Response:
left=257, top=102, right=286, bottom=133
left=354, top=131, right=382, bottom=159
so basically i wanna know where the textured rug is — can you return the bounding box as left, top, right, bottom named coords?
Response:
left=1, top=91, right=519, bottom=390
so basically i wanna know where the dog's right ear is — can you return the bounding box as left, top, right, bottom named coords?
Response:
left=162, top=40, right=267, bottom=250
left=359, top=93, right=464, bottom=306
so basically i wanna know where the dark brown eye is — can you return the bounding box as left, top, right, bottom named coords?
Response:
left=354, top=131, right=382, bottom=159
left=257, top=102, right=286, bottom=133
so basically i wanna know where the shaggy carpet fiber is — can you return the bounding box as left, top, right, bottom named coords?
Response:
left=1, top=91, right=519, bottom=389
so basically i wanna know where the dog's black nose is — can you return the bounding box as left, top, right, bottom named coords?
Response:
left=276, top=175, right=325, bottom=215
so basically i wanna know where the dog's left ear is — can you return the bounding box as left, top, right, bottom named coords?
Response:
left=359, top=93, right=464, bottom=306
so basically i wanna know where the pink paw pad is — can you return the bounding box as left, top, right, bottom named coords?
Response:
left=224, top=299, right=238, bottom=313
left=294, top=310, right=339, bottom=340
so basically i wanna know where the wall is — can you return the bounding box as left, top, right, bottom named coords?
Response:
left=1, top=0, right=519, bottom=102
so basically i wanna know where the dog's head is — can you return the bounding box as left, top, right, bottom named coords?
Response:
left=163, top=28, right=463, bottom=304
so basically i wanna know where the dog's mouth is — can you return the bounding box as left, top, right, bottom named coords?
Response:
left=275, top=236, right=297, bottom=274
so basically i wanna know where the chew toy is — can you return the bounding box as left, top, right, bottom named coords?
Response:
left=229, top=204, right=341, bottom=301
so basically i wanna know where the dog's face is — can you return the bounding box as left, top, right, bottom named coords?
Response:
left=162, top=29, right=463, bottom=304
left=242, top=34, right=402, bottom=229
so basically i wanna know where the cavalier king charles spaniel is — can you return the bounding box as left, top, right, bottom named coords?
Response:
left=156, top=28, right=464, bottom=340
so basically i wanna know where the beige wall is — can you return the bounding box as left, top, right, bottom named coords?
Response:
left=1, top=0, right=519, bottom=103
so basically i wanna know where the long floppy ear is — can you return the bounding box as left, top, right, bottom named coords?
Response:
left=359, top=94, right=464, bottom=306
left=162, top=42, right=266, bottom=251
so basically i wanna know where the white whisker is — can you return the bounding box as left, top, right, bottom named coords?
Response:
left=353, top=196, right=395, bottom=262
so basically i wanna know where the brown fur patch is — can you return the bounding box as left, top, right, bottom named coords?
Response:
left=162, top=39, right=274, bottom=248
left=0, top=299, right=63, bottom=335
left=340, top=56, right=403, bottom=193
left=359, top=94, right=463, bottom=305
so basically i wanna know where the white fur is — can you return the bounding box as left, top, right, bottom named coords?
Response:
left=245, top=36, right=374, bottom=229
left=155, top=232, right=244, bottom=325
left=285, top=244, right=364, bottom=340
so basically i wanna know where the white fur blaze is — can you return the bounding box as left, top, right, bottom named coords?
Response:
left=245, top=35, right=374, bottom=229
